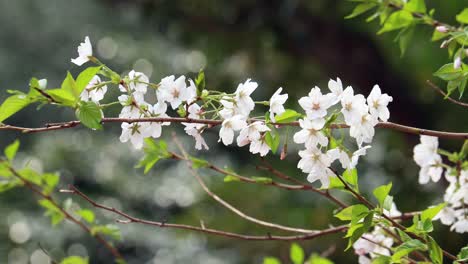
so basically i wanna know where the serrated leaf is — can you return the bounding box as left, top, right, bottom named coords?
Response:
left=61, top=71, right=79, bottom=99
left=421, top=203, right=446, bottom=221
left=39, top=199, right=65, bottom=226
left=457, top=246, right=468, bottom=261
left=91, top=224, right=121, bottom=240
left=76, top=209, right=95, bottom=223
left=427, top=236, right=443, bottom=264
left=136, top=139, right=170, bottom=174
left=399, top=25, right=415, bottom=56
left=343, top=168, right=358, bottom=191
left=306, top=253, right=334, bottom=264
left=76, top=101, right=103, bottom=130
left=373, top=182, right=392, bottom=208
left=456, top=8, right=468, bottom=24
left=265, top=130, right=280, bottom=153
left=290, top=243, right=304, bottom=264
left=0, top=94, right=32, bottom=122
left=433, top=63, right=464, bottom=81
left=4, top=140, right=20, bottom=161
left=345, top=212, right=373, bottom=250
left=195, top=69, right=205, bottom=93
left=371, top=256, right=391, bottom=264
left=274, top=109, right=301, bottom=123
left=335, top=204, right=368, bottom=222
left=47, top=89, right=77, bottom=107
left=377, top=10, right=414, bottom=34
left=391, top=239, right=427, bottom=262
left=60, top=256, right=89, bottom=264
left=345, top=3, right=377, bottom=19
left=42, top=173, right=60, bottom=194
left=0, top=179, right=21, bottom=193
left=76, top=66, right=103, bottom=94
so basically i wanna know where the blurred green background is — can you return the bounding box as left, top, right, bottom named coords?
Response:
left=0, top=0, right=467, bottom=263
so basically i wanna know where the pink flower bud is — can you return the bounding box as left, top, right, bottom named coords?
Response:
left=454, top=56, right=462, bottom=69
left=436, top=25, right=449, bottom=33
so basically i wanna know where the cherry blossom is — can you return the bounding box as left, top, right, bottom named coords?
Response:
left=328, top=77, right=344, bottom=103
left=413, top=135, right=443, bottom=184
left=353, top=227, right=393, bottom=263
left=269, top=87, right=288, bottom=121
left=293, top=118, right=328, bottom=149
left=328, top=146, right=371, bottom=170
left=340, top=87, right=368, bottom=125
left=120, top=70, right=149, bottom=94
left=158, top=75, right=190, bottom=109
left=146, top=102, right=170, bottom=139
left=349, top=112, right=378, bottom=147
left=249, top=138, right=270, bottom=156
left=71, top=36, right=92, bottom=66
left=80, top=75, right=107, bottom=103
left=237, top=121, right=270, bottom=147
left=367, top=85, right=393, bottom=122
left=119, top=122, right=151, bottom=149
left=234, top=79, right=257, bottom=114
left=298, top=87, right=335, bottom=120
left=297, top=147, right=336, bottom=188
left=185, top=125, right=209, bottom=150
left=219, top=115, right=247, bottom=145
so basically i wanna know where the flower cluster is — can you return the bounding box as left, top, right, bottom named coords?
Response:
left=295, top=79, right=392, bottom=187
left=413, top=135, right=468, bottom=233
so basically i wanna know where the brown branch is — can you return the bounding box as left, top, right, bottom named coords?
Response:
left=0, top=117, right=466, bottom=139
left=5, top=164, right=124, bottom=260
left=171, top=133, right=319, bottom=234
left=426, top=80, right=468, bottom=108
left=64, top=185, right=347, bottom=241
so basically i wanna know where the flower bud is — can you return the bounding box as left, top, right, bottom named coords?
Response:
left=454, top=56, right=462, bottom=69
left=440, top=40, right=449, bottom=49
left=436, top=25, right=449, bottom=33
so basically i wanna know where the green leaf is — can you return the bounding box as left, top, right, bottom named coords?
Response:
left=370, top=256, right=391, bottom=264
left=433, top=63, right=464, bottom=81
left=190, top=156, right=210, bottom=169
left=431, top=28, right=448, bottom=42
left=391, top=239, right=427, bottom=262
left=0, top=162, right=12, bottom=178
left=76, top=66, right=103, bottom=94
left=456, top=8, right=468, bottom=24
left=76, top=209, right=95, bottom=223
left=61, top=72, right=79, bottom=100
left=427, top=236, right=443, bottom=264
left=195, top=69, right=205, bottom=94
left=274, top=109, right=302, bottom=123
left=91, top=224, right=121, bottom=240
left=404, top=0, right=426, bottom=13
left=398, top=25, right=415, bottom=57
left=457, top=245, right=468, bottom=262
left=377, top=10, right=414, bottom=34
left=263, top=257, right=281, bottom=264
left=4, top=140, right=20, bottom=161
left=343, top=168, right=358, bottom=191
left=223, top=175, right=241, bottom=182
left=136, top=139, right=171, bottom=174
left=345, top=3, right=377, bottom=19
left=345, top=212, right=373, bottom=250
left=47, top=89, right=77, bottom=107
left=60, top=256, right=89, bottom=264
left=0, top=179, right=21, bottom=193
left=38, top=199, right=65, bottom=226
left=373, top=182, right=392, bottom=208
left=76, top=101, right=103, bottom=130
left=0, top=94, right=32, bottom=122
left=335, top=204, right=368, bottom=222
left=265, top=130, right=280, bottom=153
left=306, top=253, right=334, bottom=264
left=42, top=173, right=60, bottom=194
left=290, top=243, right=305, bottom=264
left=421, top=203, right=446, bottom=221
left=252, top=176, right=273, bottom=184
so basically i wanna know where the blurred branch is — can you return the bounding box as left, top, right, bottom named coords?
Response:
left=171, top=133, right=319, bottom=234
left=64, top=185, right=348, bottom=241
left=4, top=163, right=124, bottom=260
left=426, top=80, right=468, bottom=108
left=0, top=117, right=467, bottom=139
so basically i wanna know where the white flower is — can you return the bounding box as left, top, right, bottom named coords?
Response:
left=38, top=79, right=47, bottom=89
left=80, top=75, right=107, bottom=103
left=269, top=87, right=288, bottom=121
left=349, top=112, right=378, bottom=146
left=297, top=147, right=336, bottom=188
left=451, top=218, right=468, bottom=233
left=186, top=79, right=198, bottom=104
left=353, top=227, right=393, bottom=259
left=418, top=163, right=443, bottom=184
left=118, top=93, right=146, bottom=118
left=454, top=55, right=462, bottom=70
left=435, top=207, right=456, bottom=225
left=234, top=79, right=257, bottom=114
left=298, top=87, right=335, bottom=120
left=71, top=36, right=92, bottom=66
left=328, top=146, right=371, bottom=170
left=219, top=115, right=247, bottom=145
left=237, top=121, right=270, bottom=147
left=219, top=97, right=249, bottom=119
left=340, top=86, right=368, bottom=125
left=185, top=125, right=209, bottom=150
left=367, top=85, right=393, bottom=122
left=145, top=102, right=170, bottom=139
left=413, top=135, right=440, bottom=167
left=249, top=138, right=270, bottom=156
left=328, top=77, right=344, bottom=103
left=293, top=118, right=328, bottom=148
left=120, top=70, right=149, bottom=94
left=119, top=122, right=151, bottom=149
left=158, top=75, right=190, bottom=109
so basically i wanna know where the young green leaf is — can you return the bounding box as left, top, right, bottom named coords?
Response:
left=391, top=239, right=427, bottom=262
left=456, top=8, right=468, bottom=24
left=433, top=63, right=464, bottom=81
left=4, top=140, right=20, bottom=161
left=61, top=71, right=79, bottom=100
left=427, top=236, right=443, bottom=264
left=60, top=256, right=89, bottom=264
left=373, top=182, right=392, bottom=208
left=404, top=0, right=426, bottom=13
left=76, top=66, right=103, bottom=94
left=290, top=243, right=305, bottom=264
left=345, top=3, right=377, bottom=19
left=91, top=224, right=122, bottom=240
left=265, top=130, right=280, bottom=153
left=39, top=199, right=65, bottom=226
left=195, top=69, right=206, bottom=93
left=190, top=156, right=210, bottom=169
left=274, top=109, right=301, bottom=123
left=263, top=257, right=281, bottom=264
left=421, top=203, right=446, bottom=221
left=306, top=253, right=333, bottom=264
left=75, top=101, right=103, bottom=130
left=76, top=209, right=95, bottom=223
left=136, top=139, right=171, bottom=174
left=0, top=94, right=32, bottom=122
left=377, top=10, right=414, bottom=34
left=223, top=175, right=241, bottom=182
left=47, top=89, right=77, bottom=107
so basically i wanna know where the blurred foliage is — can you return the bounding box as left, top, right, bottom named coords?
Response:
left=0, top=0, right=467, bottom=263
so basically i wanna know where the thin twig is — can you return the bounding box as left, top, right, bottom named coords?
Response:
left=171, top=133, right=319, bottom=234
left=5, top=164, right=124, bottom=260
left=426, top=80, right=468, bottom=108
left=65, top=185, right=348, bottom=241
left=0, top=116, right=466, bottom=139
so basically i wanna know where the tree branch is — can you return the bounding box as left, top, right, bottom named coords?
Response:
left=64, top=185, right=348, bottom=241
left=0, top=117, right=466, bottom=139
left=426, top=80, right=468, bottom=108
left=5, top=164, right=124, bottom=260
